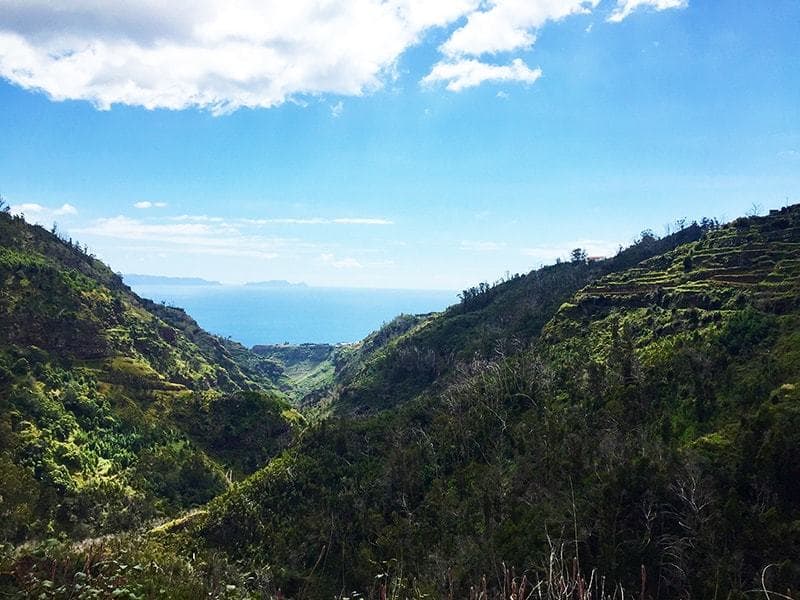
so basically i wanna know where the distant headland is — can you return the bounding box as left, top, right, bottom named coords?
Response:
left=244, top=280, right=308, bottom=288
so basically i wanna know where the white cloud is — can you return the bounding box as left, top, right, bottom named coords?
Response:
left=440, top=0, right=599, bottom=57
left=171, top=214, right=226, bottom=223
left=607, top=0, right=687, bottom=23
left=134, top=201, right=167, bottom=209
left=423, top=58, right=541, bottom=92
left=521, top=239, right=620, bottom=262
left=54, top=203, right=78, bottom=215
left=0, top=0, right=479, bottom=113
left=320, top=253, right=362, bottom=269
left=9, top=202, right=77, bottom=221
left=10, top=202, right=45, bottom=215
left=79, top=216, right=214, bottom=239
left=240, top=216, right=393, bottom=226
left=74, top=215, right=284, bottom=260
left=330, top=100, right=344, bottom=118
left=0, top=0, right=681, bottom=109
left=424, top=0, right=596, bottom=93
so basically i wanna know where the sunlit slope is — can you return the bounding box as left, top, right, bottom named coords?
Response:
left=0, top=211, right=297, bottom=541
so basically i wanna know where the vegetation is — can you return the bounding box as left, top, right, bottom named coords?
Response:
left=2, top=204, right=799, bottom=598
left=250, top=343, right=339, bottom=405
left=0, top=209, right=297, bottom=545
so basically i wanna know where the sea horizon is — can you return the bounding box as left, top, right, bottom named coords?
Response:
left=129, top=282, right=458, bottom=347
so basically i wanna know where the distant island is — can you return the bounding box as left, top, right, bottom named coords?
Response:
left=244, top=280, right=308, bottom=288
left=123, top=274, right=222, bottom=286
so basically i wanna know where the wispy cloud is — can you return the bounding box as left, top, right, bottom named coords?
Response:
left=460, top=240, right=507, bottom=252
left=331, top=217, right=392, bottom=225
left=74, top=215, right=284, bottom=260
left=237, top=216, right=393, bottom=226
left=607, top=0, right=688, bottom=23
left=777, top=149, right=800, bottom=160
left=9, top=202, right=77, bottom=221
left=320, top=253, right=362, bottom=269
left=424, top=58, right=541, bottom=91
left=171, top=214, right=226, bottom=223
left=170, top=214, right=393, bottom=226
left=330, top=101, right=344, bottom=118
left=134, top=201, right=168, bottom=209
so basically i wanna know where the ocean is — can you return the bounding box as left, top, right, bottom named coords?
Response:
left=129, top=284, right=457, bottom=347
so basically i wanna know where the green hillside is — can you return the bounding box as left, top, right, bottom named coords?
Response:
left=328, top=224, right=708, bottom=415
left=0, top=210, right=299, bottom=544
left=188, top=207, right=800, bottom=598
left=2, top=205, right=800, bottom=599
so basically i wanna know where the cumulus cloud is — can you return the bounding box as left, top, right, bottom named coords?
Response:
left=423, top=58, right=541, bottom=91
left=0, top=0, right=479, bottom=113
left=134, top=201, right=168, bottom=209
left=607, top=0, right=687, bottom=23
left=0, top=0, right=682, bottom=109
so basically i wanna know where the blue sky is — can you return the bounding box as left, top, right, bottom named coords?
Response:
left=0, top=0, right=798, bottom=289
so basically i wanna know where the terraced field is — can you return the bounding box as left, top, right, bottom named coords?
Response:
left=558, top=206, right=800, bottom=322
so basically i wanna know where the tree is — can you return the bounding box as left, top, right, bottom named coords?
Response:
left=746, top=203, right=763, bottom=217
left=638, top=229, right=657, bottom=245
left=571, top=248, right=587, bottom=264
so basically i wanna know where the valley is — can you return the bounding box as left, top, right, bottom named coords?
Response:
left=1, top=204, right=799, bottom=598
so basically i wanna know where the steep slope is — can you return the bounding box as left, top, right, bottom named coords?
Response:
left=251, top=343, right=338, bottom=404
left=329, top=224, right=708, bottom=415
left=0, top=210, right=298, bottom=542
left=186, top=207, right=800, bottom=598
